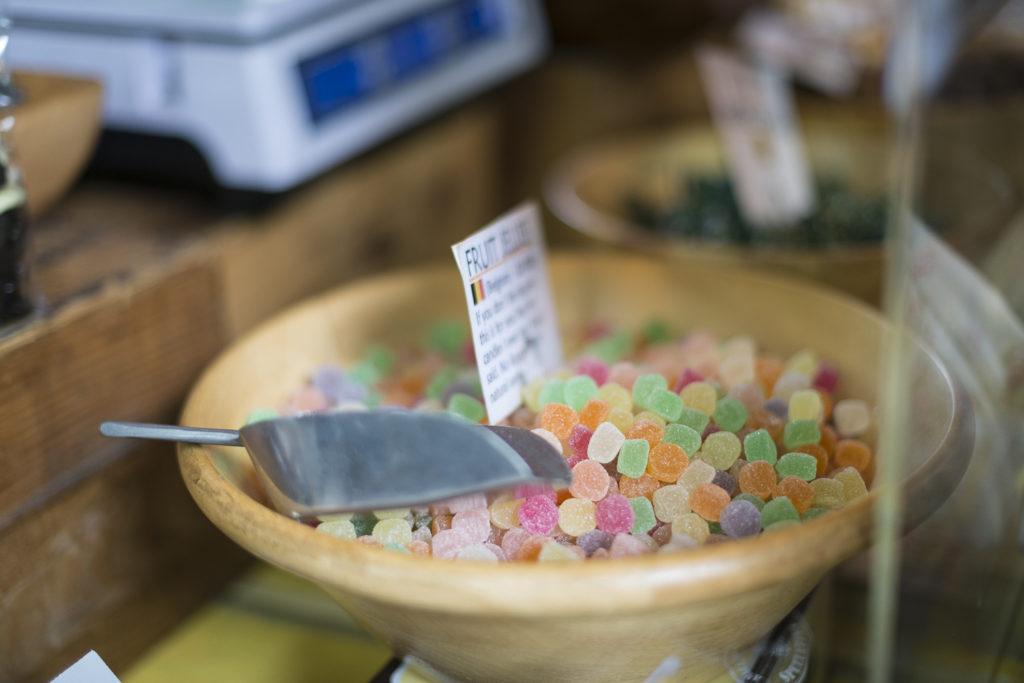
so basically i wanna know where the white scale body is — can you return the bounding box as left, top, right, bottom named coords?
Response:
left=8, top=0, right=548, bottom=191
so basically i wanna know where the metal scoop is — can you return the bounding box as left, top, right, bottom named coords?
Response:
left=100, top=410, right=571, bottom=520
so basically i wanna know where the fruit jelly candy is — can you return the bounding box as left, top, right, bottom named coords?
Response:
left=598, top=382, right=633, bottom=412
left=372, top=507, right=410, bottom=520
left=426, top=365, right=459, bottom=400
left=678, top=459, right=716, bottom=496
left=755, top=355, right=784, bottom=395
left=776, top=452, right=818, bottom=481
left=652, top=484, right=691, bottom=523
left=577, top=529, right=615, bottom=556
left=501, top=527, right=531, bottom=558
left=522, top=375, right=547, bottom=412
left=700, top=431, right=742, bottom=470
left=647, top=442, right=689, bottom=483
left=776, top=476, right=815, bottom=514
left=711, top=469, right=737, bottom=496
left=606, top=474, right=619, bottom=496
left=587, top=331, right=634, bottom=365
left=318, top=512, right=354, bottom=523
left=456, top=544, right=500, bottom=563
left=373, top=518, right=414, bottom=546
left=689, top=483, right=732, bottom=522
left=617, top=439, right=651, bottom=479
left=723, top=334, right=757, bottom=357
left=646, top=388, right=684, bottom=422
left=579, top=398, right=612, bottom=431
left=487, top=542, right=510, bottom=562
left=812, top=361, right=839, bottom=392
left=349, top=512, right=378, bottom=537
left=743, top=429, right=778, bottom=464
left=680, top=381, right=717, bottom=415
left=316, top=519, right=357, bottom=540
left=452, top=508, right=492, bottom=544
left=608, top=362, right=641, bottom=390
left=430, top=513, right=453, bottom=535
left=643, top=318, right=673, bottom=344
left=634, top=410, right=668, bottom=428
left=734, top=492, right=766, bottom=511
left=765, top=519, right=801, bottom=533
left=633, top=372, right=669, bottom=407
left=784, top=419, right=821, bottom=449
left=833, top=467, right=869, bottom=501
left=795, top=442, right=829, bottom=476
left=761, top=497, right=800, bottom=528
left=817, top=390, right=833, bottom=421
left=718, top=352, right=756, bottom=390
left=720, top=499, right=763, bottom=539
left=606, top=407, right=635, bottom=433
left=408, top=540, right=432, bottom=556
left=595, top=494, right=636, bottom=534
left=707, top=521, right=724, bottom=535
left=627, top=419, right=665, bottom=448
left=518, top=535, right=554, bottom=561
left=568, top=424, right=594, bottom=455
left=728, top=382, right=766, bottom=413
left=772, top=372, right=812, bottom=402
left=412, top=513, right=434, bottom=531
left=426, top=319, right=466, bottom=356
left=801, top=507, right=829, bottom=521
left=738, top=460, right=778, bottom=500
left=529, top=428, right=563, bottom=457
left=569, top=459, right=611, bottom=501
left=712, top=396, right=749, bottom=432
left=784, top=349, right=819, bottom=377
left=729, top=457, right=748, bottom=479
left=540, top=402, right=580, bottom=440
left=411, top=526, right=432, bottom=544
left=819, top=423, right=838, bottom=455
left=618, top=473, right=661, bottom=500
left=749, top=408, right=785, bottom=444
left=487, top=524, right=505, bottom=546
left=675, top=407, right=710, bottom=435
left=575, top=357, right=610, bottom=386
left=672, top=368, right=704, bottom=393
left=564, top=374, right=600, bottom=412
left=833, top=439, right=873, bottom=475
left=440, top=379, right=478, bottom=408
left=312, top=365, right=367, bottom=404
left=672, top=512, right=710, bottom=544
left=788, top=389, right=823, bottom=421
left=628, top=496, right=657, bottom=534
left=558, top=498, right=597, bottom=537
left=833, top=399, right=872, bottom=438
left=538, top=542, right=584, bottom=562
left=447, top=393, right=485, bottom=422
left=588, top=422, right=626, bottom=464
left=514, top=483, right=556, bottom=502
left=651, top=522, right=674, bottom=547
left=810, top=478, right=846, bottom=509
left=663, top=423, right=702, bottom=456
left=763, top=397, right=788, bottom=420
left=538, top=379, right=567, bottom=409
left=518, top=495, right=560, bottom=535
left=432, top=529, right=474, bottom=559
left=556, top=488, right=574, bottom=505
left=609, top=533, right=651, bottom=558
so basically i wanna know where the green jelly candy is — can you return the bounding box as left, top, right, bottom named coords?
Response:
left=735, top=492, right=766, bottom=511
left=644, top=319, right=673, bottom=345
left=617, top=439, right=651, bottom=479
left=646, top=388, right=683, bottom=422
left=708, top=521, right=723, bottom=535
left=801, top=507, right=830, bottom=521
left=700, top=431, right=742, bottom=470
left=765, top=519, right=802, bottom=533
left=675, top=407, right=710, bottom=434
left=783, top=419, right=821, bottom=449
left=447, top=393, right=485, bottom=422
left=351, top=513, right=378, bottom=537
left=776, top=452, right=818, bottom=481
left=712, top=396, right=748, bottom=433
left=427, top=319, right=466, bottom=357
left=245, top=408, right=278, bottom=425
left=585, top=330, right=632, bottom=364
left=348, top=361, right=379, bottom=386
left=743, top=429, right=778, bottom=464
left=664, top=423, right=702, bottom=456
left=538, top=379, right=566, bottom=408
left=633, top=373, right=668, bottom=408
left=364, top=345, right=395, bottom=376
left=564, top=375, right=599, bottom=412
left=761, top=497, right=800, bottom=528
left=426, top=366, right=459, bottom=400
left=629, top=496, right=657, bottom=534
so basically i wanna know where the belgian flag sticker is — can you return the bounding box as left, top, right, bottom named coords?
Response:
left=470, top=279, right=485, bottom=305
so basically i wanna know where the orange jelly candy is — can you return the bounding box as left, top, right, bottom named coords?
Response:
left=833, top=439, right=873, bottom=475
left=646, top=442, right=689, bottom=483
left=579, top=398, right=611, bottom=431
left=819, top=424, right=838, bottom=457
left=618, top=473, right=661, bottom=500
left=795, top=442, right=830, bottom=477
left=690, top=482, right=732, bottom=522
left=738, top=460, right=778, bottom=500
left=540, top=402, right=579, bottom=440
left=755, top=355, right=784, bottom=396
left=776, top=476, right=814, bottom=514
left=816, top=389, right=834, bottom=421
left=627, top=418, right=665, bottom=448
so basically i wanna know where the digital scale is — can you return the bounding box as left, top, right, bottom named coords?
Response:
left=7, top=0, right=548, bottom=192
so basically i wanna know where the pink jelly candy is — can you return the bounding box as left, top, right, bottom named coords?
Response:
left=575, top=357, right=610, bottom=386
left=452, top=508, right=491, bottom=544
left=812, top=361, right=839, bottom=393
left=568, top=424, right=594, bottom=454
left=595, top=494, right=635, bottom=535
left=514, top=483, right=557, bottom=501
left=518, top=495, right=560, bottom=535
left=672, top=368, right=704, bottom=393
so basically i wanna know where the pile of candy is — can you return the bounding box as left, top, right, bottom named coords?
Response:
left=263, top=321, right=876, bottom=562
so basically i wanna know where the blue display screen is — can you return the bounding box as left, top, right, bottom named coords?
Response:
left=298, top=0, right=505, bottom=124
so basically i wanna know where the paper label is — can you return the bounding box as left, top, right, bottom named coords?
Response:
left=52, top=651, right=121, bottom=683
left=696, top=45, right=815, bottom=227
left=451, top=202, right=562, bottom=423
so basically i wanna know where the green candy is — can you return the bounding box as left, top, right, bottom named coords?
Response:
left=629, top=496, right=657, bottom=534
left=776, top=452, right=818, bottom=481
left=643, top=319, right=673, bottom=345
left=350, top=512, right=378, bottom=537
left=708, top=521, right=724, bottom=535
left=675, top=407, right=710, bottom=434
left=426, top=366, right=459, bottom=400
left=632, top=373, right=668, bottom=408
left=363, top=345, right=394, bottom=376
left=712, top=396, right=748, bottom=432
left=564, top=375, right=599, bottom=412
left=646, top=388, right=683, bottom=422
left=617, top=439, right=650, bottom=479
left=348, top=361, right=379, bottom=386
left=427, top=320, right=466, bottom=358
left=783, top=419, right=821, bottom=449
left=734, top=492, right=766, bottom=511
left=245, top=408, right=278, bottom=425
left=761, top=497, right=800, bottom=528
left=765, top=519, right=802, bottom=533
left=447, top=393, right=485, bottom=422
left=801, top=507, right=830, bottom=521
left=537, top=379, right=566, bottom=408
left=585, top=330, right=632, bottom=364
left=743, top=429, right=778, bottom=464
left=663, top=423, right=702, bottom=456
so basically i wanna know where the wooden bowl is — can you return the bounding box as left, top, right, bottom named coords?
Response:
left=177, top=252, right=972, bottom=682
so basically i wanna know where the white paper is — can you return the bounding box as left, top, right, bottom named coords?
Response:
left=51, top=651, right=121, bottom=683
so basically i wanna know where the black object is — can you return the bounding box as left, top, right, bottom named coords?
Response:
left=0, top=165, right=30, bottom=324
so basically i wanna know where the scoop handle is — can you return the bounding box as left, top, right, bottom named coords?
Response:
left=100, top=420, right=243, bottom=447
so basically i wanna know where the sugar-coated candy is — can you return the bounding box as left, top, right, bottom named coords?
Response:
left=734, top=492, right=766, bottom=511
left=609, top=533, right=651, bottom=558
left=537, top=379, right=566, bottom=409
left=819, top=424, right=838, bottom=455
left=675, top=407, right=711, bottom=434
left=634, top=410, right=668, bottom=428
left=678, top=459, right=716, bottom=496
left=833, top=398, right=871, bottom=437
left=569, top=459, right=611, bottom=501
left=788, top=389, right=823, bottom=421
left=595, top=494, right=635, bottom=534
left=672, top=512, right=710, bottom=544
left=588, top=421, right=625, bottom=463
left=761, top=497, right=800, bottom=528
left=617, top=439, right=651, bottom=479
left=607, top=407, right=635, bottom=433
left=810, top=478, right=845, bottom=509
left=833, top=439, right=873, bottom=475
left=817, top=390, right=833, bottom=421
left=452, top=508, right=491, bottom=544
left=575, top=357, right=610, bottom=386
left=616, top=473, right=658, bottom=500
left=517, top=535, right=553, bottom=561
left=718, top=352, right=756, bottom=391
left=680, top=381, right=717, bottom=415
left=673, top=367, right=704, bottom=392
left=702, top=423, right=721, bottom=440
left=538, top=542, right=584, bottom=562
left=500, top=527, right=531, bottom=558
left=597, top=382, right=633, bottom=412
left=373, top=507, right=410, bottom=519
left=763, top=397, right=788, bottom=420
left=772, top=372, right=812, bottom=402
left=784, top=349, right=819, bottom=377
left=627, top=418, right=664, bottom=448
left=628, top=497, right=657, bottom=534
left=316, top=519, right=357, bottom=540
left=776, top=476, right=814, bottom=514
left=568, top=424, right=594, bottom=455
left=608, top=361, right=640, bottom=389
left=776, top=452, right=818, bottom=481
left=370, top=518, right=413, bottom=546
left=650, top=522, right=674, bottom=546
left=712, top=469, right=737, bottom=496
left=579, top=398, right=611, bottom=430
left=350, top=512, right=378, bottom=537
left=456, top=544, right=499, bottom=563
left=720, top=499, right=762, bottom=538
left=784, top=419, right=821, bottom=449
left=738, top=460, right=777, bottom=500
left=689, top=483, right=732, bottom=522
left=633, top=373, right=669, bottom=407
left=712, top=396, right=748, bottom=432
left=795, top=442, right=829, bottom=476
left=833, top=467, right=869, bottom=501
left=558, top=498, right=597, bottom=537
left=755, top=356, right=784, bottom=395
left=646, top=388, right=684, bottom=422
left=447, top=393, right=485, bottom=422
left=411, top=526, right=432, bottom=544
left=812, top=361, right=839, bottom=392
left=663, top=423, right=702, bottom=456
left=743, top=429, right=778, bottom=464
left=540, top=402, right=579, bottom=440
left=430, top=513, right=452, bottom=535
left=521, top=375, right=547, bottom=413
left=518, top=495, right=560, bottom=535
left=564, top=374, right=600, bottom=412
left=432, top=529, right=473, bottom=559
left=728, top=382, right=766, bottom=413
left=408, top=540, right=432, bottom=556
left=700, top=431, right=742, bottom=470
left=646, top=442, right=689, bottom=483
left=576, top=529, right=614, bottom=556
left=652, top=484, right=691, bottom=523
